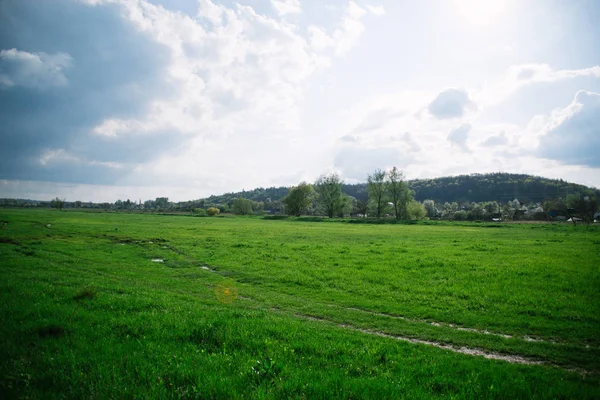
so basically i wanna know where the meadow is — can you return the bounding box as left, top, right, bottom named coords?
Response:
left=0, top=209, right=599, bottom=399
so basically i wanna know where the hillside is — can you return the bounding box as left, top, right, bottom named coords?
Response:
left=202, top=173, right=598, bottom=206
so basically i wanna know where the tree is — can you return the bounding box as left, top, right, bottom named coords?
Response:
left=51, top=197, right=65, bottom=211
left=386, top=167, right=411, bottom=220
left=423, top=199, right=436, bottom=218
left=407, top=200, right=426, bottom=220
left=252, top=201, right=264, bottom=214
left=483, top=201, right=500, bottom=218
left=468, top=204, right=485, bottom=220
left=155, top=197, right=170, bottom=210
left=567, top=194, right=598, bottom=222
left=232, top=197, right=253, bottom=215
left=282, top=182, right=314, bottom=216
left=314, top=173, right=344, bottom=218
left=207, top=207, right=220, bottom=216
left=336, top=194, right=353, bottom=218
left=354, top=199, right=368, bottom=217
left=442, top=202, right=458, bottom=219
left=453, top=210, right=468, bottom=221
left=367, top=169, right=387, bottom=218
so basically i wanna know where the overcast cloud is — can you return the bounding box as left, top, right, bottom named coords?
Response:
left=1, top=0, right=599, bottom=201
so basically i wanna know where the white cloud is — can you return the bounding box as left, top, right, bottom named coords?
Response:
left=0, top=48, right=72, bottom=89
left=365, top=5, right=386, bottom=16
left=479, top=63, right=600, bottom=105
left=307, top=1, right=383, bottom=56
left=481, top=131, right=508, bottom=147
left=447, top=123, right=471, bottom=152
left=428, top=88, right=476, bottom=119
left=536, top=90, right=600, bottom=167
left=270, top=0, right=302, bottom=17
left=197, top=0, right=225, bottom=26
left=39, top=148, right=125, bottom=169
left=70, top=0, right=383, bottom=191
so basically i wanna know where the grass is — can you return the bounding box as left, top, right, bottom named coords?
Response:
left=0, top=209, right=599, bottom=399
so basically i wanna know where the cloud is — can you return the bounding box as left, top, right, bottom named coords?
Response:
left=428, top=88, right=475, bottom=119
left=447, top=123, right=471, bottom=151
left=365, top=5, right=386, bottom=16
left=0, top=0, right=378, bottom=188
left=0, top=0, right=177, bottom=182
left=270, top=0, right=302, bottom=16
left=481, top=131, right=508, bottom=147
left=0, top=48, right=72, bottom=88
left=307, top=1, right=382, bottom=55
left=353, top=108, right=403, bottom=133
left=479, top=63, right=600, bottom=105
left=537, top=90, right=600, bottom=167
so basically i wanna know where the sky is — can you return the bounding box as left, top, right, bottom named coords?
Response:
left=1, top=0, right=599, bottom=202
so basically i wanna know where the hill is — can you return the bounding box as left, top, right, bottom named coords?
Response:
left=202, top=173, right=598, bottom=206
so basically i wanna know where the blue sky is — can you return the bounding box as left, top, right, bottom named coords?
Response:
left=1, top=0, right=599, bottom=201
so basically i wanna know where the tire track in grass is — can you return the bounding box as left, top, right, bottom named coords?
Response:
left=193, top=262, right=586, bottom=348
left=295, top=313, right=595, bottom=375
left=138, top=244, right=595, bottom=355
left=341, top=307, right=548, bottom=343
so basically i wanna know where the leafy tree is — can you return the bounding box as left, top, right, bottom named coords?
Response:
left=483, top=201, right=500, bottom=218
left=51, top=197, right=65, bottom=211
left=442, top=202, right=458, bottom=219
left=283, top=182, right=314, bottom=217
left=567, top=194, right=598, bottom=222
left=354, top=199, right=368, bottom=217
left=367, top=169, right=387, bottom=218
left=232, top=198, right=254, bottom=215
left=468, top=204, right=485, bottom=220
left=423, top=199, right=436, bottom=218
left=453, top=210, right=468, bottom=220
left=407, top=200, right=426, bottom=220
left=386, top=167, right=411, bottom=220
left=314, top=173, right=344, bottom=218
left=143, top=199, right=155, bottom=210
left=252, top=201, right=265, bottom=214
left=207, top=207, right=220, bottom=216
left=336, top=194, right=354, bottom=218
left=155, top=197, right=170, bottom=210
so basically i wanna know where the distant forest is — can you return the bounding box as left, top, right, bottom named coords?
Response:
left=204, top=173, right=598, bottom=206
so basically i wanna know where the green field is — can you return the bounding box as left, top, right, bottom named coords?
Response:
left=1, top=209, right=599, bottom=399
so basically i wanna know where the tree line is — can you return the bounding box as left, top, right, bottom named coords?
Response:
left=281, top=167, right=426, bottom=220
left=1, top=173, right=597, bottom=221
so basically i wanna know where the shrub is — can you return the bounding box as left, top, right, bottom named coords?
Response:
left=207, top=207, right=220, bottom=216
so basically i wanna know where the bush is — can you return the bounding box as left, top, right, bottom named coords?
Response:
left=194, top=208, right=207, bottom=216
left=207, top=207, right=220, bottom=216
